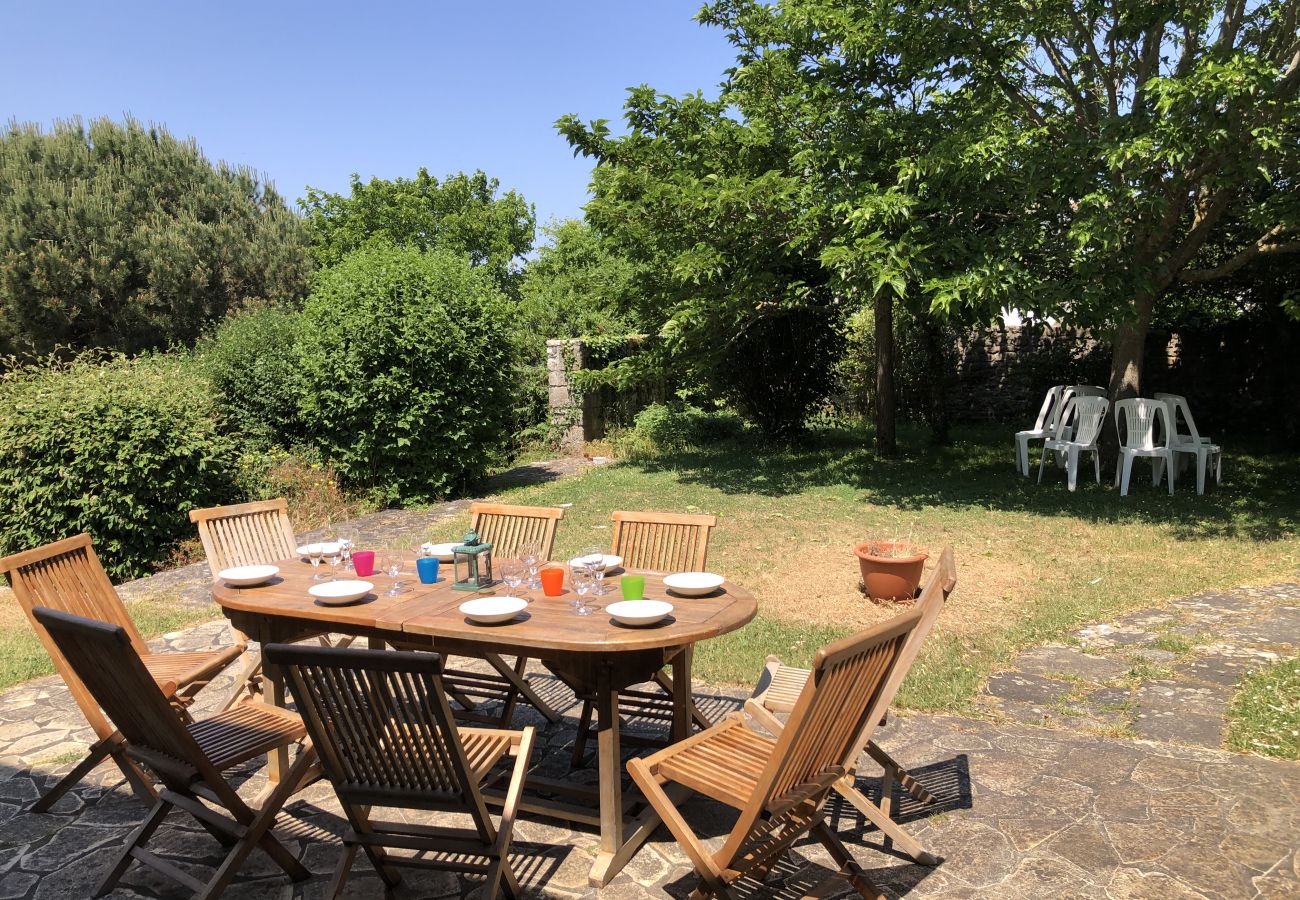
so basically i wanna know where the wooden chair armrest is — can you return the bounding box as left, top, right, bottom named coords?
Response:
left=743, top=698, right=785, bottom=738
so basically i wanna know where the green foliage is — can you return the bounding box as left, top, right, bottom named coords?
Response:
left=301, top=169, right=535, bottom=294
left=518, top=219, right=641, bottom=345
left=295, top=246, right=517, bottom=504
left=1226, top=656, right=1300, bottom=760
left=0, top=116, right=312, bottom=358
left=0, top=352, right=236, bottom=579
left=630, top=402, right=746, bottom=451
left=198, top=306, right=305, bottom=448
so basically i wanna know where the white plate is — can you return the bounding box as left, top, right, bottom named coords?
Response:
left=568, top=554, right=623, bottom=571
left=308, top=580, right=373, bottom=605
left=607, top=599, right=673, bottom=627
left=421, top=542, right=459, bottom=562
left=663, top=572, right=725, bottom=597
left=459, top=596, right=528, bottom=624
left=218, top=564, right=279, bottom=587
left=298, top=542, right=342, bottom=559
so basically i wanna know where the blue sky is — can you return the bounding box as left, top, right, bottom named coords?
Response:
left=1, top=1, right=736, bottom=231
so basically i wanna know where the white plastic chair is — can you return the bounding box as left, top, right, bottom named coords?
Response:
left=1113, top=398, right=1175, bottom=496
left=1069, top=384, right=1107, bottom=398
left=1155, top=392, right=1222, bottom=495
left=1038, top=395, right=1109, bottom=491
left=1015, top=385, right=1065, bottom=476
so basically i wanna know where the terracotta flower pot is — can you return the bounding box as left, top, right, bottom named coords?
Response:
left=854, top=541, right=929, bottom=603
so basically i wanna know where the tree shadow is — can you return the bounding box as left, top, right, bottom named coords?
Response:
left=620, top=425, right=1299, bottom=542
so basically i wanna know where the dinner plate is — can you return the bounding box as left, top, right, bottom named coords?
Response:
left=607, top=599, right=673, bottom=627
left=567, top=554, right=623, bottom=571
left=663, top=572, right=725, bottom=597
left=218, top=564, right=279, bottom=587
left=459, top=596, right=528, bottom=624
left=297, top=542, right=341, bottom=559
left=421, top=542, right=459, bottom=561
left=308, top=580, right=373, bottom=605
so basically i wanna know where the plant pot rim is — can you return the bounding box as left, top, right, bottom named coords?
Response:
left=853, top=541, right=929, bottom=564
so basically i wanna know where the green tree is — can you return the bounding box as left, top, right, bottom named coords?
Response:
left=727, top=0, right=1300, bottom=401
left=300, top=169, right=535, bottom=294
left=517, top=219, right=641, bottom=345
left=0, top=117, right=312, bottom=359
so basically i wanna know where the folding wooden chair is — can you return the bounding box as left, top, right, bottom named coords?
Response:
left=629, top=607, right=924, bottom=900
left=746, top=546, right=956, bottom=866
left=437, top=502, right=566, bottom=727
left=0, top=534, right=245, bottom=813
left=32, top=606, right=317, bottom=900
left=571, top=510, right=717, bottom=765
left=189, top=499, right=352, bottom=710
left=264, top=642, right=536, bottom=899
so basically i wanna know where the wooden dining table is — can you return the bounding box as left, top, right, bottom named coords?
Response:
left=213, top=552, right=756, bottom=887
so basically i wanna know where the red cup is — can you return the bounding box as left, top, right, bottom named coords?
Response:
left=352, top=550, right=375, bottom=577
left=540, top=566, right=565, bottom=597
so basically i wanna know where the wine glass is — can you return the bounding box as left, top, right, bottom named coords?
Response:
left=520, top=539, right=542, bottom=590
left=569, top=563, right=594, bottom=616
left=582, top=545, right=608, bottom=595
left=325, top=541, right=342, bottom=581
left=500, top=559, right=525, bottom=598
left=307, top=543, right=325, bottom=580
left=338, top=528, right=356, bottom=571
left=383, top=552, right=405, bottom=596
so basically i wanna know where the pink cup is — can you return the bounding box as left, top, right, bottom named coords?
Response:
left=352, top=550, right=375, bottom=577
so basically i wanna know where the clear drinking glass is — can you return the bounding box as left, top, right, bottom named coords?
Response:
left=383, top=552, right=404, bottom=596
left=307, top=543, right=325, bottom=580
left=583, top=546, right=609, bottom=595
left=501, top=559, right=525, bottom=598
left=570, top=563, right=594, bottom=616
left=520, top=539, right=542, bottom=590
left=338, top=529, right=356, bottom=571
left=325, top=542, right=342, bottom=581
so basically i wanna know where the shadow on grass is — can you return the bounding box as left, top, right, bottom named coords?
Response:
left=620, top=424, right=1300, bottom=542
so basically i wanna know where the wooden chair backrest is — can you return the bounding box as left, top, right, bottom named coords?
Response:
left=721, top=607, right=921, bottom=863
left=266, top=643, right=495, bottom=818
left=610, top=510, right=717, bottom=572
left=32, top=606, right=213, bottom=786
left=0, top=535, right=147, bottom=739
left=468, top=502, right=564, bottom=560
left=189, top=499, right=298, bottom=581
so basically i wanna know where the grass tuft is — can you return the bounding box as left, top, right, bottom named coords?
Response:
left=1225, top=656, right=1300, bottom=760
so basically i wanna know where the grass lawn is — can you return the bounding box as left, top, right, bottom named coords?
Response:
left=0, top=589, right=217, bottom=692
left=424, top=424, right=1300, bottom=713
left=1225, top=656, right=1300, bottom=760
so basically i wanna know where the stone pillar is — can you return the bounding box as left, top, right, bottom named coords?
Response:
left=547, top=338, right=588, bottom=451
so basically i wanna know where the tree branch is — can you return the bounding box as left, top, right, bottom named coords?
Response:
left=1177, top=227, right=1300, bottom=283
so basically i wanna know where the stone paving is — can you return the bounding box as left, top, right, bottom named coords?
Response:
left=979, top=583, right=1300, bottom=751
left=0, top=619, right=1297, bottom=899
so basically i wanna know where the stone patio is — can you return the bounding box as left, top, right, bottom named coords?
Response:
left=0, top=617, right=1297, bottom=899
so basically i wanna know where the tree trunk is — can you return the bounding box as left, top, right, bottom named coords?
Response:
left=1102, top=291, right=1156, bottom=462
left=874, top=292, right=897, bottom=455
left=920, top=315, right=951, bottom=445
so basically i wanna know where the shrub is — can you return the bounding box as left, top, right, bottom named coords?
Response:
left=0, top=117, right=312, bottom=358
left=0, top=352, right=236, bottom=580
left=627, top=402, right=747, bottom=453
left=296, top=246, right=517, bottom=503
left=233, top=445, right=364, bottom=532
left=199, top=306, right=305, bottom=447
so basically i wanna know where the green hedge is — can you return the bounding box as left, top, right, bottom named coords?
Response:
left=295, top=246, right=517, bottom=504
left=0, top=353, right=236, bottom=579
left=199, top=305, right=305, bottom=448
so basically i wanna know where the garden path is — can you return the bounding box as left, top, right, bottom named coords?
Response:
left=979, top=583, right=1300, bottom=751
left=0, top=615, right=1296, bottom=899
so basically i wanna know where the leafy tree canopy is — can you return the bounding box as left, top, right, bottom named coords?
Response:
left=0, top=116, right=312, bottom=359
left=300, top=169, right=535, bottom=293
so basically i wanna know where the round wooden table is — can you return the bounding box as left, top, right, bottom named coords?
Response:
left=214, top=552, right=756, bottom=887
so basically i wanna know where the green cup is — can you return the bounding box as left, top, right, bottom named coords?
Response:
left=620, top=575, right=646, bottom=600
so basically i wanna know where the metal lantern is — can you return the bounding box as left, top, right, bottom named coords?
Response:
left=451, top=529, right=495, bottom=591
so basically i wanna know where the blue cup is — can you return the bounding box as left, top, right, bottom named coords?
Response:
left=416, top=557, right=440, bottom=584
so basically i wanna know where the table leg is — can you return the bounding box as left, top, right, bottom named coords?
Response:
left=589, top=668, right=624, bottom=887
left=260, top=655, right=288, bottom=786
left=671, top=646, right=694, bottom=744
